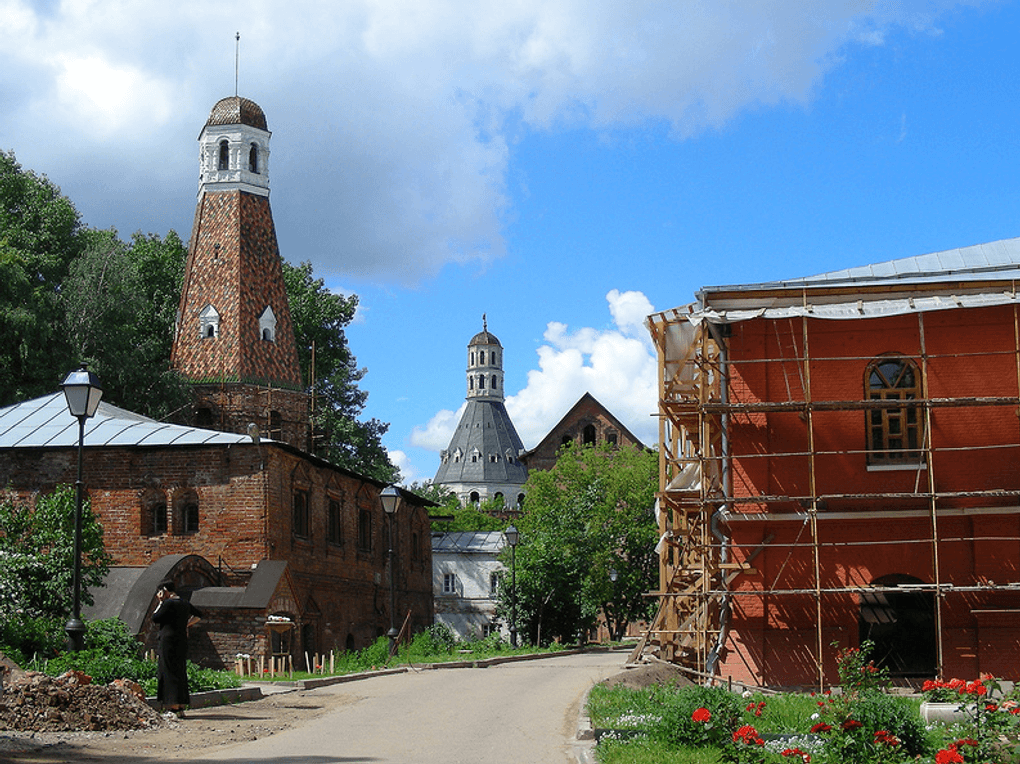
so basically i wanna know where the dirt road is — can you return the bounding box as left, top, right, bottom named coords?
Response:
left=1, top=650, right=630, bottom=764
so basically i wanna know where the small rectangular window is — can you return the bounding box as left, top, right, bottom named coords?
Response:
left=293, top=490, right=310, bottom=538
left=328, top=499, right=342, bottom=545
left=490, top=572, right=499, bottom=595
left=443, top=573, right=457, bottom=594
left=358, top=509, right=372, bottom=552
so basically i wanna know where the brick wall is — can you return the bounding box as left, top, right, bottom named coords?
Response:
left=712, top=304, right=1020, bottom=686
left=0, top=441, right=434, bottom=663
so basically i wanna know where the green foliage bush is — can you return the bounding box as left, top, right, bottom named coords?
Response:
left=650, top=684, right=743, bottom=748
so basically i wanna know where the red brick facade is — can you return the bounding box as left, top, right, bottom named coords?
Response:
left=714, top=304, right=1020, bottom=686
left=0, top=441, right=433, bottom=667
left=521, top=392, right=646, bottom=472
left=172, top=189, right=308, bottom=450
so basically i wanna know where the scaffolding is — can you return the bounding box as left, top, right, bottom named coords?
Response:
left=643, top=300, right=1020, bottom=688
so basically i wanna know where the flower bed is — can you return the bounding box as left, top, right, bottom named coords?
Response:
left=588, top=643, right=1020, bottom=764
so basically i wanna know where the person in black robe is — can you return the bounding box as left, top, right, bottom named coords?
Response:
left=152, top=579, right=202, bottom=716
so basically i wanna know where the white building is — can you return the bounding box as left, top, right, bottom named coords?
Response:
left=431, top=531, right=509, bottom=641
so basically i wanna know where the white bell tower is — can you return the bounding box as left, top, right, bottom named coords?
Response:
left=197, top=96, right=271, bottom=197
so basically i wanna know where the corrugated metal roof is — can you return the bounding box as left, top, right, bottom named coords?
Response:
left=665, top=236, right=1020, bottom=326
left=432, top=531, right=506, bottom=554
left=0, top=393, right=253, bottom=449
left=702, top=236, right=1020, bottom=294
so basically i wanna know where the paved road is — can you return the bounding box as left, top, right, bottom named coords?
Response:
left=193, top=651, right=625, bottom=764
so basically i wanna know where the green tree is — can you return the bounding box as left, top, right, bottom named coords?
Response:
left=500, top=443, right=658, bottom=644
left=0, top=486, right=113, bottom=659
left=284, top=260, right=398, bottom=482
left=60, top=228, right=191, bottom=420
left=0, top=150, right=84, bottom=404
left=409, top=480, right=509, bottom=532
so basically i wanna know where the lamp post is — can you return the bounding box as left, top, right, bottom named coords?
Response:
left=380, top=485, right=401, bottom=655
left=60, top=364, right=103, bottom=652
left=608, top=568, right=619, bottom=642
left=504, top=524, right=519, bottom=647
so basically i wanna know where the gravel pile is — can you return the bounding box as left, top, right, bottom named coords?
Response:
left=0, top=670, right=166, bottom=732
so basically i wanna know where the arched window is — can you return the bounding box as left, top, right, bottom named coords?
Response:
left=175, top=490, right=199, bottom=534
left=469, top=491, right=480, bottom=504
left=478, top=375, right=485, bottom=390
left=249, top=143, right=259, bottom=173
left=866, top=355, right=923, bottom=464
left=583, top=424, right=597, bottom=445
left=517, top=493, right=525, bottom=508
left=491, top=375, right=498, bottom=389
left=142, top=489, right=168, bottom=537
left=469, top=376, right=474, bottom=390
left=479, top=351, right=485, bottom=364
left=292, top=489, right=310, bottom=539
left=218, top=140, right=229, bottom=170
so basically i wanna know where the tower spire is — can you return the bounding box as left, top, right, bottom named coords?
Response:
left=235, top=32, right=240, bottom=97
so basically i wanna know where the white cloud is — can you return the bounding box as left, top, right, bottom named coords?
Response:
left=0, top=0, right=983, bottom=283
left=410, top=403, right=467, bottom=453
left=412, top=290, right=658, bottom=454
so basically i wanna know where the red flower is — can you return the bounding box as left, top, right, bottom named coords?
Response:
left=966, top=680, right=987, bottom=696
left=692, top=707, right=712, bottom=723
left=936, top=748, right=964, bottom=764
left=874, top=730, right=900, bottom=747
left=733, top=724, right=760, bottom=745
left=810, top=722, right=831, bottom=733
left=840, top=719, right=863, bottom=731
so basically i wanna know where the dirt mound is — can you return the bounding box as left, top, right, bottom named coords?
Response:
left=0, top=671, right=166, bottom=732
left=600, top=659, right=694, bottom=691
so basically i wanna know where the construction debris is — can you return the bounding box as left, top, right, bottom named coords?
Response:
left=0, top=670, right=165, bottom=732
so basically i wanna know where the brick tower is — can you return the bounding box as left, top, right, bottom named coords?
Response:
left=171, top=96, right=309, bottom=449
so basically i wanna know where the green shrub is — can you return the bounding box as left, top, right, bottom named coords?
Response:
left=0, top=615, right=63, bottom=664
left=650, top=684, right=742, bottom=748
left=85, top=618, right=141, bottom=658
left=407, top=623, right=457, bottom=657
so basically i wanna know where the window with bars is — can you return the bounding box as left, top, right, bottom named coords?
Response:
left=866, top=355, right=924, bottom=465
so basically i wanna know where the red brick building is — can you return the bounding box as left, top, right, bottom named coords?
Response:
left=0, top=96, right=434, bottom=668
left=520, top=392, right=645, bottom=473
left=647, top=240, right=1020, bottom=688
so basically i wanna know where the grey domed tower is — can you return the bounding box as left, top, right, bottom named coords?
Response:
left=434, top=318, right=528, bottom=509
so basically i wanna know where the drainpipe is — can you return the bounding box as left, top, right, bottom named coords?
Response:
left=705, top=321, right=731, bottom=679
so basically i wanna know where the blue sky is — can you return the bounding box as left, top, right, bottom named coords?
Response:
left=3, top=1, right=1018, bottom=484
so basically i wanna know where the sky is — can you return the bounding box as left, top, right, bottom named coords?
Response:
left=3, top=0, right=1020, bottom=484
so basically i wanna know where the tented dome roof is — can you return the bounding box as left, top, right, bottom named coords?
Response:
left=206, top=96, right=268, bottom=130
left=469, top=330, right=501, bottom=347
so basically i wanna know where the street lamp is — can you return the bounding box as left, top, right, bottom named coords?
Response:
left=61, top=364, right=103, bottom=652
left=607, top=568, right=619, bottom=642
left=380, top=485, right=401, bottom=655
left=504, top=524, right=519, bottom=648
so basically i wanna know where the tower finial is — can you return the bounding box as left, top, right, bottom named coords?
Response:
left=235, top=32, right=240, bottom=97
left=483, top=313, right=487, bottom=332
